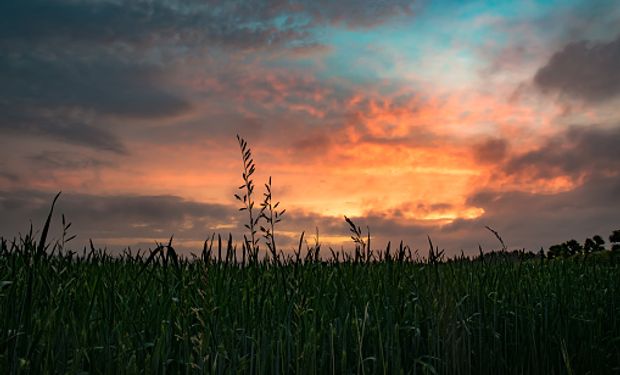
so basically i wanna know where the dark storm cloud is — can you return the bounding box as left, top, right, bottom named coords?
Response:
left=447, top=126, right=620, bottom=251
left=465, top=174, right=620, bottom=214
left=444, top=173, right=620, bottom=251
left=0, top=1, right=301, bottom=49
left=0, top=54, right=190, bottom=118
left=0, top=51, right=189, bottom=152
left=0, top=190, right=234, bottom=244
left=0, top=0, right=418, bottom=48
left=0, top=109, right=126, bottom=153
left=504, top=126, right=620, bottom=180
left=534, top=34, right=620, bottom=102
left=482, top=0, right=620, bottom=76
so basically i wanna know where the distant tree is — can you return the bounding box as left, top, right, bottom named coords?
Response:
left=565, top=239, right=582, bottom=255
left=584, top=238, right=596, bottom=253
left=548, top=243, right=569, bottom=258
left=593, top=235, right=605, bottom=251
left=610, top=230, right=620, bottom=252
left=611, top=230, right=620, bottom=243
left=585, top=235, right=605, bottom=253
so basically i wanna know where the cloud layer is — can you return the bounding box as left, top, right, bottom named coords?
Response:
left=1, top=0, right=619, bottom=256
left=535, top=35, right=620, bottom=102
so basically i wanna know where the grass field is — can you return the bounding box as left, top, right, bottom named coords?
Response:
left=1, top=229, right=619, bottom=374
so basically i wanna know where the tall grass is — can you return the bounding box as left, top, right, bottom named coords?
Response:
left=0, top=137, right=619, bottom=373
left=1, top=233, right=619, bottom=374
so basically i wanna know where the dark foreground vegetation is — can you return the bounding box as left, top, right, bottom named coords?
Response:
left=2, top=137, right=619, bottom=373
left=1, top=229, right=620, bottom=374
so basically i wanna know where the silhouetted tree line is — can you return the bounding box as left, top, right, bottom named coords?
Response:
left=547, top=229, right=620, bottom=258
left=469, top=249, right=540, bottom=263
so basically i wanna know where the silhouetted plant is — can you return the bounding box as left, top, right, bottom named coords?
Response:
left=53, top=213, right=76, bottom=254
left=302, top=227, right=321, bottom=263
left=427, top=235, right=444, bottom=264
left=259, top=176, right=286, bottom=262
left=344, top=216, right=370, bottom=262
left=235, top=135, right=260, bottom=261
left=485, top=225, right=507, bottom=251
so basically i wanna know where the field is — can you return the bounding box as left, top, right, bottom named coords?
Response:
left=1, top=230, right=619, bottom=374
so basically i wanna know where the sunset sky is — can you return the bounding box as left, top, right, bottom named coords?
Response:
left=1, top=0, right=619, bottom=255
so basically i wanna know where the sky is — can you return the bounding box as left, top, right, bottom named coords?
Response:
left=1, top=0, right=619, bottom=256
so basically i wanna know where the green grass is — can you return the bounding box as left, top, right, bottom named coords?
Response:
left=1, top=234, right=619, bottom=374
